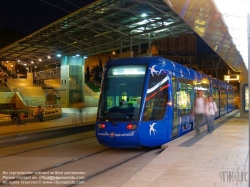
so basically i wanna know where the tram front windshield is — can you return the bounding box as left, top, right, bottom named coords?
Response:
left=98, top=65, right=146, bottom=121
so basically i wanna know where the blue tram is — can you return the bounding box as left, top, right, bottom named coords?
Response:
left=95, top=57, right=238, bottom=148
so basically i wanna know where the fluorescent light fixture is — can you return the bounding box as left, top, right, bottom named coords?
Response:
left=76, top=54, right=80, bottom=57
left=214, top=0, right=250, bottom=69
left=57, top=54, right=61, bottom=57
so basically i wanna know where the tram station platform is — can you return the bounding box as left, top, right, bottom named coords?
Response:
left=122, top=109, right=249, bottom=187
left=0, top=108, right=248, bottom=186
left=0, top=107, right=98, bottom=137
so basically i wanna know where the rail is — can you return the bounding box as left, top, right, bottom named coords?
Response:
left=0, top=105, right=61, bottom=122
left=34, top=67, right=61, bottom=81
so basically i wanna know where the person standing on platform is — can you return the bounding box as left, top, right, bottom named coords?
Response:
left=11, top=108, right=21, bottom=125
left=76, top=99, right=84, bottom=123
left=33, top=106, right=44, bottom=122
left=193, top=90, right=206, bottom=137
left=206, top=96, right=218, bottom=133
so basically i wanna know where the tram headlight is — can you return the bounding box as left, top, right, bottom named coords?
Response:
left=126, top=124, right=137, bottom=130
left=98, top=124, right=106, bottom=129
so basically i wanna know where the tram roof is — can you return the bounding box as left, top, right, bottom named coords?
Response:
left=0, top=0, right=246, bottom=73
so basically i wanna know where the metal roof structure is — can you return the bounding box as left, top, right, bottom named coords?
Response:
left=0, top=0, right=192, bottom=66
left=0, top=0, right=246, bottom=73
left=164, top=0, right=247, bottom=73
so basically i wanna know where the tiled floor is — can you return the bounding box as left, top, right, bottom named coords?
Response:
left=0, top=108, right=248, bottom=187
left=121, top=110, right=249, bottom=187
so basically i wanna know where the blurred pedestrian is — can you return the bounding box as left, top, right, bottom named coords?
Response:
left=76, top=99, right=84, bottom=123
left=206, top=96, right=218, bottom=133
left=193, top=90, right=206, bottom=137
left=4, top=75, right=7, bottom=86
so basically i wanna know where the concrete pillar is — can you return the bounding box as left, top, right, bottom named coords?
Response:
left=130, top=37, right=132, bottom=52
left=138, top=38, right=141, bottom=55
left=120, top=40, right=123, bottom=53
left=27, top=73, right=33, bottom=84
left=119, top=37, right=133, bottom=58
left=148, top=34, right=152, bottom=56
left=240, top=67, right=248, bottom=119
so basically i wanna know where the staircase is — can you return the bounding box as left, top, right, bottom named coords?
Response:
left=7, top=79, right=46, bottom=106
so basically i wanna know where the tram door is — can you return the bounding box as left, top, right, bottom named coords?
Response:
left=171, top=77, right=179, bottom=138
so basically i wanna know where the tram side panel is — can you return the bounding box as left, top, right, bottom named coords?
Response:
left=95, top=56, right=237, bottom=148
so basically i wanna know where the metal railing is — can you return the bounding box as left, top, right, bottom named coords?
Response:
left=34, top=67, right=61, bottom=81
left=0, top=105, right=61, bottom=121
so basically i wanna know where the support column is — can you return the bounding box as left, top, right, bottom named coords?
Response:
left=138, top=38, right=141, bottom=55
left=27, top=72, right=33, bottom=84
left=147, top=34, right=152, bottom=56
left=120, top=40, right=123, bottom=53
left=130, top=37, right=132, bottom=52
left=240, top=67, right=248, bottom=119
left=119, top=37, right=133, bottom=58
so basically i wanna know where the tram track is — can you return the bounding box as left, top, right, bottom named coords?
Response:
left=0, top=148, right=159, bottom=187
left=0, top=148, right=112, bottom=186
left=0, top=135, right=96, bottom=158
left=0, top=124, right=95, bottom=148
left=0, top=139, right=162, bottom=187
left=68, top=148, right=159, bottom=187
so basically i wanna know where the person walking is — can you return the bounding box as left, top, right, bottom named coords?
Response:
left=206, top=96, right=218, bottom=133
left=193, top=90, right=206, bottom=137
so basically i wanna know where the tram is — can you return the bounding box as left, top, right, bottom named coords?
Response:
left=95, top=56, right=238, bottom=148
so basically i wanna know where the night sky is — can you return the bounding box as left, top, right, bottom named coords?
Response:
left=0, top=0, right=212, bottom=54
left=0, top=0, right=95, bottom=36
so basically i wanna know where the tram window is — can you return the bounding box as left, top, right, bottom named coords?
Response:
left=98, top=65, right=146, bottom=120
left=220, top=88, right=226, bottom=108
left=212, top=86, right=219, bottom=109
left=143, top=74, right=170, bottom=121
left=178, top=79, right=193, bottom=116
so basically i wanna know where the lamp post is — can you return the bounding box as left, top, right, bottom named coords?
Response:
left=10, top=64, right=13, bottom=74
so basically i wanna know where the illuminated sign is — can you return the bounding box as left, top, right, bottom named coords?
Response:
left=108, top=65, right=146, bottom=75
left=224, top=75, right=239, bottom=81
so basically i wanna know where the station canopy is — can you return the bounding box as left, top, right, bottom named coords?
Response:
left=0, top=0, right=246, bottom=73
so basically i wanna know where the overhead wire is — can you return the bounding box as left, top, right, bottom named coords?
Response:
left=40, top=0, right=71, bottom=13
left=64, top=0, right=81, bottom=9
